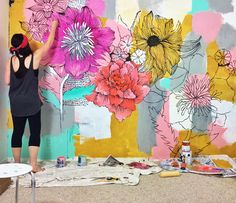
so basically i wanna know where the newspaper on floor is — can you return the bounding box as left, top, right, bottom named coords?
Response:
left=222, top=169, right=236, bottom=178
left=11, top=158, right=162, bottom=187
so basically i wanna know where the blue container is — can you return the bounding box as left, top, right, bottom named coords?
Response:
left=78, top=155, right=87, bottom=166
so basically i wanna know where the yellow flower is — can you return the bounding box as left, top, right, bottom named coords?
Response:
left=131, top=11, right=182, bottom=81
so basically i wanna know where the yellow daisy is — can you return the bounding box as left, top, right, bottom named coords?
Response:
left=131, top=11, right=182, bottom=81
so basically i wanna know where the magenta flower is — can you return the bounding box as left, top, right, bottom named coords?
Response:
left=28, top=0, right=68, bottom=19
left=44, top=7, right=114, bottom=79
left=86, top=60, right=151, bottom=121
left=176, top=74, right=219, bottom=116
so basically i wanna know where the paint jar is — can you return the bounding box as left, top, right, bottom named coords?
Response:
left=181, top=141, right=190, bottom=152
left=56, top=156, right=66, bottom=168
left=182, top=151, right=192, bottom=165
left=78, top=155, right=87, bottom=166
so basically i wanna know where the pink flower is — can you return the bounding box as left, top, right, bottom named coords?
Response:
left=111, top=46, right=129, bottom=61
left=43, top=7, right=115, bottom=79
left=28, top=0, right=68, bottom=19
left=86, top=60, right=151, bottom=121
left=176, top=74, right=219, bottom=116
left=20, top=12, right=48, bottom=41
left=119, top=35, right=132, bottom=53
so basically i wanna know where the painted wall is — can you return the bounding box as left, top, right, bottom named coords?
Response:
left=0, top=1, right=9, bottom=162
left=7, top=0, right=236, bottom=160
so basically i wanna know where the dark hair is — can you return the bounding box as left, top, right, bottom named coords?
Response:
left=10, top=34, right=32, bottom=57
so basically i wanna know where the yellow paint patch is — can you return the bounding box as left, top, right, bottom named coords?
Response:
left=7, top=111, right=13, bottom=129
left=207, top=42, right=235, bottom=102
left=220, top=142, right=236, bottom=157
left=171, top=130, right=220, bottom=157
left=74, top=110, right=148, bottom=157
left=99, top=17, right=108, bottom=27
left=181, top=14, right=192, bottom=39
left=9, top=0, right=25, bottom=42
left=171, top=130, right=236, bottom=158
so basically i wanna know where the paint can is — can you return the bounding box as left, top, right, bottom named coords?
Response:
left=56, top=156, right=66, bottom=168
left=78, top=155, right=87, bottom=166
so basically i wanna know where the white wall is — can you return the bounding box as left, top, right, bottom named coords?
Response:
left=0, top=1, right=9, bottom=162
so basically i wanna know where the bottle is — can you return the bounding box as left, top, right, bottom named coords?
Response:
left=181, top=141, right=192, bottom=165
left=181, top=141, right=190, bottom=152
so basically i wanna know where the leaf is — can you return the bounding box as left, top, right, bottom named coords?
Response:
left=40, top=88, right=60, bottom=109
left=63, top=85, right=94, bottom=101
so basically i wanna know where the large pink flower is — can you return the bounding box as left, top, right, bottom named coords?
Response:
left=86, top=60, right=151, bottom=121
left=44, top=7, right=114, bottom=79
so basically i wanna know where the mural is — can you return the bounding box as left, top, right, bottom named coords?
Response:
left=7, top=0, right=236, bottom=159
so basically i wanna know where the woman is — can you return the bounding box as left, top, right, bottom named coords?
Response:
left=4, top=19, right=58, bottom=172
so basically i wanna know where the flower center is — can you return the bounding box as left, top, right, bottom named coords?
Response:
left=61, top=22, right=94, bottom=60
left=147, top=35, right=160, bottom=47
left=44, top=3, right=53, bottom=12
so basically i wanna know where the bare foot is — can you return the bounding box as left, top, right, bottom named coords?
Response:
left=31, top=165, right=45, bottom=173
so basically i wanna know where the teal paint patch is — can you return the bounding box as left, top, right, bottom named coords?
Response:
left=64, top=85, right=94, bottom=101
left=159, top=78, right=171, bottom=90
left=7, top=124, right=79, bottom=160
left=41, top=88, right=60, bottom=109
left=190, top=0, right=209, bottom=14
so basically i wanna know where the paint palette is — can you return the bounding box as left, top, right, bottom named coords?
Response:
left=209, top=154, right=236, bottom=169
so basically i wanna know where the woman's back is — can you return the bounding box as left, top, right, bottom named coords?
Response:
left=9, top=54, right=41, bottom=117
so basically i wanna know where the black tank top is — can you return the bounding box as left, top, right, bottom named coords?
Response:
left=9, top=54, right=42, bottom=117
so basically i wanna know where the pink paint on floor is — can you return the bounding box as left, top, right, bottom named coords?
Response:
left=192, top=12, right=223, bottom=43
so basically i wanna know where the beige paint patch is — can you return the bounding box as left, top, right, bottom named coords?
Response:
left=159, top=0, right=192, bottom=23
left=115, top=0, right=140, bottom=27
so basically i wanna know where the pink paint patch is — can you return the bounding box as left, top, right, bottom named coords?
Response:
left=106, top=19, right=132, bottom=47
left=152, top=94, right=179, bottom=159
left=192, top=12, right=223, bottom=43
left=86, top=0, right=105, bottom=16
left=24, top=0, right=34, bottom=22
left=230, top=45, right=236, bottom=59
left=208, top=123, right=227, bottom=147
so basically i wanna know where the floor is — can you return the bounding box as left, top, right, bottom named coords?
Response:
left=1, top=173, right=236, bottom=203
